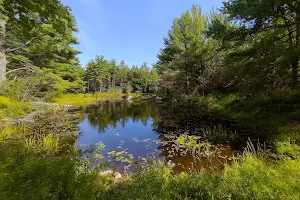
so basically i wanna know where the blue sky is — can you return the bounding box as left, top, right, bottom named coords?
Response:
left=61, top=0, right=224, bottom=67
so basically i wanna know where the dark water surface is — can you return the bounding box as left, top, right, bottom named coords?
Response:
left=77, top=101, right=264, bottom=174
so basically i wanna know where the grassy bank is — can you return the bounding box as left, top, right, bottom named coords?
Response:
left=0, top=96, right=31, bottom=121
left=52, top=92, right=143, bottom=106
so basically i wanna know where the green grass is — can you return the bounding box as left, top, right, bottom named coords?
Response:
left=0, top=96, right=31, bottom=121
left=52, top=92, right=142, bottom=106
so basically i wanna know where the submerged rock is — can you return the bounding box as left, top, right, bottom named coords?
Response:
left=123, top=95, right=133, bottom=102
left=99, top=170, right=122, bottom=183
left=156, top=96, right=163, bottom=102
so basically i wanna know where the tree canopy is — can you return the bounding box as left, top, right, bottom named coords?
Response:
left=84, top=56, right=159, bottom=93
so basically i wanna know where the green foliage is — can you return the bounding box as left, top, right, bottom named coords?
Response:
left=0, top=124, right=29, bottom=138
left=108, top=162, right=172, bottom=199
left=276, top=125, right=300, bottom=145
left=2, top=0, right=84, bottom=97
left=276, top=140, right=300, bottom=159
left=157, top=1, right=300, bottom=98
left=1, top=69, right=84, bottom=102
left=156, top=5, right=231, bottom=97
left=2, top=1, right=300, bottom=199
left=85, top=56, right=159, bottom=94
left=219, top=0, right=300, bottom=90
left=0, top=96, right=31, bottom=120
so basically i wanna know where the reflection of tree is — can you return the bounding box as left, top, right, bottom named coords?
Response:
left=83, top=101, right=266, bottom=173
left=85, top=101, right=159, bottom=133
left=154, top=104, right=266, bottom=150
left=150, top=104, right=268, bottom=173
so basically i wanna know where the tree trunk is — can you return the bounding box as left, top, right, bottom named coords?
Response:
left=292, top=15, right=300, bottom=89
left=292, top=57, right=298, bottom=89
left=0, top=19, right=6, bottom=83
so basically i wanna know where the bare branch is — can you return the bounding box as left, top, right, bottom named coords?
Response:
left=6, top=61, right=36, bottom=76
left=5, top=36, right=38, bottom=53
left=5, top=67, right=31, bottom=75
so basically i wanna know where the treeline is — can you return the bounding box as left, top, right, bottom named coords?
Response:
left=156, top=2, right=300, bottom=97
left=84, top=56, right=159, bottom=93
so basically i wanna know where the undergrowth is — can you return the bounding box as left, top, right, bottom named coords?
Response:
left=0, top=96, right=31, bottom=121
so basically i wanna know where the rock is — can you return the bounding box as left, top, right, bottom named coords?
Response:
left=123, top=95, right=132, bottom=101
left=99, top=170, right=122, bottom=183
left=156, top=96, right=162, bottom=102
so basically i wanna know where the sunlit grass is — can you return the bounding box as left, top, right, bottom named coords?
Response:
left=24, top=133, right=60, bottom=152
left=43, top=133, right=60, bottom=151
left=52, top=92, right=141, bottom=106
left=276, top=125, right=300, bottom=144
left=0, top=96, right=31, bottom=121
left=219, top=155, right=300, bottom=200
left=0, top=124, right=29, bottom=139
left=276, top=140, right=300, bottom=159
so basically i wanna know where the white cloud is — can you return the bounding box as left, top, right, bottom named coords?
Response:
left=75, top=29, right=94, bottom=49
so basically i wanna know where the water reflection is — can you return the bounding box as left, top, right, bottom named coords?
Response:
left=77, top=101, right=260, bottom=173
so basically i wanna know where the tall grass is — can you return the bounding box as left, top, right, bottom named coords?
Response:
left=0, top=124, right=29, bottom=139
left=43, top=133, right=60, bottom=151
left=24, top=133, right=60, bottom=152
left=0, top=96, right=31, bottom=121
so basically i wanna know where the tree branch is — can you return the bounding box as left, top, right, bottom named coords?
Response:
left=6, top=60, right=37, bottom=75
left=5, top=67, right=31, bottom=75
left=5, top=36, right=38, bottom=53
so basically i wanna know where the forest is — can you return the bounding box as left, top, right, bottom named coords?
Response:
left=1, top=0, right=300, bottom=200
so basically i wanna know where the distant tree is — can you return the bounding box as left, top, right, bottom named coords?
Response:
left=84, top=56, right=159, bottom=93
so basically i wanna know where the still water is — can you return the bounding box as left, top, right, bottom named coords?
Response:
left=77, top=101, right=263, bottom=174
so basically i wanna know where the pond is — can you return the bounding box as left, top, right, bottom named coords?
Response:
left=77, top=101, right=266, bottom=174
